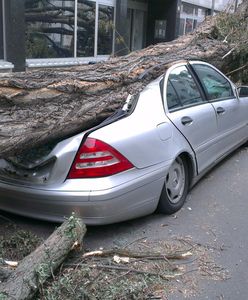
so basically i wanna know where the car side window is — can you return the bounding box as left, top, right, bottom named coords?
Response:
left=166, top=65, right=204, bottom=111
left=192, top=64, right=234, bottom=101
left=167, top=80, right=181, bottom=110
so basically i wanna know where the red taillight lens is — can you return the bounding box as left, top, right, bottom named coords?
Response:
left=67, top=138, right=134, bottom=178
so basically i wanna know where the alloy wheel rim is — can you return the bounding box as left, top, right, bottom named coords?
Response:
left=165, top=157, right=185, bottom=204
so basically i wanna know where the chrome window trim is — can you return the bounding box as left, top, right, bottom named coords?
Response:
left=163, top=61, right=238, bottom=114
left=190, top=61, right=237, bottom=102
left=168, top=100, right=212, bottom=113
left=163, top=61, right=208, bottom=113
left=163, top=61, right=188, bottom=114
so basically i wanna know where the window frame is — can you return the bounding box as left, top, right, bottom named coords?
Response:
left=25, top=0, right=116, bottom=68
left=162, top=62, right=207, bottom=113
left=0, top=0, right=6, bottom=60
left=190, top=62, right=236, bottom=103
left=179, top=3, right=206, bottom=36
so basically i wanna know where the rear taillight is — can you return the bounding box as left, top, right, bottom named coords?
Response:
left=67, top=138, right=134, bottom=178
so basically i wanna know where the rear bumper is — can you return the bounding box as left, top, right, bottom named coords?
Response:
left=0, top=164, right=169, bottom=225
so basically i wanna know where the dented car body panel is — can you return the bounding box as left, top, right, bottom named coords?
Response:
left=0, top=61, right=247, bottom=224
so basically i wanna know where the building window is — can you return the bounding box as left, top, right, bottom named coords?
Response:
left=25, top=0, right=115, bottom=60
left=98, top=4, right=114, bottom=55
left=127, top=1, right=147, bottom=52
left=179, top=3, right=207, bottom=36
left=154, top=20, right=166, bottom=40
left=77, top=1, right=95, bottom=57
left=25, top=0, right=75, bottom=59
left=185, top=18, right=193, bottom=34
left=182, top=3, right=194, bottom=15
left=0, top=0, right=4, bottom=59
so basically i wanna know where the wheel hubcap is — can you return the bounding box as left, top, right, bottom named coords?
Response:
left=165, top=157, right=185, bottom=204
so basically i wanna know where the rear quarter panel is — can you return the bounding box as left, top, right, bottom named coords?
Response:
left=90, top=78, right=195, bottom=169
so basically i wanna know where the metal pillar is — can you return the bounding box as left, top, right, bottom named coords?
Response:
left=114, top=0, right=129, bottom=56
left=4, top=0, right=25, bottom=71
left=211, top=0, right=215, bottom=15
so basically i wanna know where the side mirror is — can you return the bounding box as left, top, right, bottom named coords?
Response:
left=238, top=86, right=248, bottom=97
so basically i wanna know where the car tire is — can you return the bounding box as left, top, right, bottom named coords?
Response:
left=158, top=156, right=189, bottom=214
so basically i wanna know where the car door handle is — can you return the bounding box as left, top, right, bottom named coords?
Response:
left=181, top=116, right=193, bottom=126
left=216, top=107, right=225, bottom=115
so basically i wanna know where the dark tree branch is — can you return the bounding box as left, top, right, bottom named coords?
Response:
left=0, top=3, right=247, bottom=158
left=0, top=217, right=86, bottom=299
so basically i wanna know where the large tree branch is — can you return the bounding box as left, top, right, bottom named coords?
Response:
left=0, top=216, right=86, bottom=299
left=25, top=12, right=75, bottom=24
left=26, top=13, right=94, bottom=31
left=38, top=27, right=74, bottom=36
left=0, top=3, right=247, bottom=158
left=26, top=6, right=75, bottom=14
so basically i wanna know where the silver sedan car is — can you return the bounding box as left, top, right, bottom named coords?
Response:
left=0, top=60, right=247, bottom=224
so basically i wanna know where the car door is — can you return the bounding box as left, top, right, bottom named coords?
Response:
left=191, top=62, right=248, bottom=156
left=164, top=63, right=218, bottom=173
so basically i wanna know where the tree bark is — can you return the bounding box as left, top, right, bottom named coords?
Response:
left=0, top=216, right=86, bottom=300
left=0, top=3, right=247, bottom=158
left=0, top=267, right=12, bottom=282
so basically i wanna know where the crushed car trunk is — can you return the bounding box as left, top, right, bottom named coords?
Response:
left=0, top=95, right=137, bottom=185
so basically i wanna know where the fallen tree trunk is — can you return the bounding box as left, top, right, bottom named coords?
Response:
left=0, top=266, right=12, bottom=282
left=0, top=216, right=86, bottom=300
left=0, top=2, right=247, bottom=158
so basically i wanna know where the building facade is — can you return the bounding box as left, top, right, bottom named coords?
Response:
left=0, top=0, right=232, bottom=72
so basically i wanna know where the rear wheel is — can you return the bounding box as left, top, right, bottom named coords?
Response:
left=158, top=156, right=189, bottom=214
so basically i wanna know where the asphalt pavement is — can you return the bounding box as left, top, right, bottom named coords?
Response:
left=1, top=145, right=248, bottom=299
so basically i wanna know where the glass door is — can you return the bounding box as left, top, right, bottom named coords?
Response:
left=127, top=0, right=147, bottom=52
left=25, top=0, right=75, bottom=59
left=97, top=3, right=114, bottom=55
left=131, top=9, right=145, bottom=51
